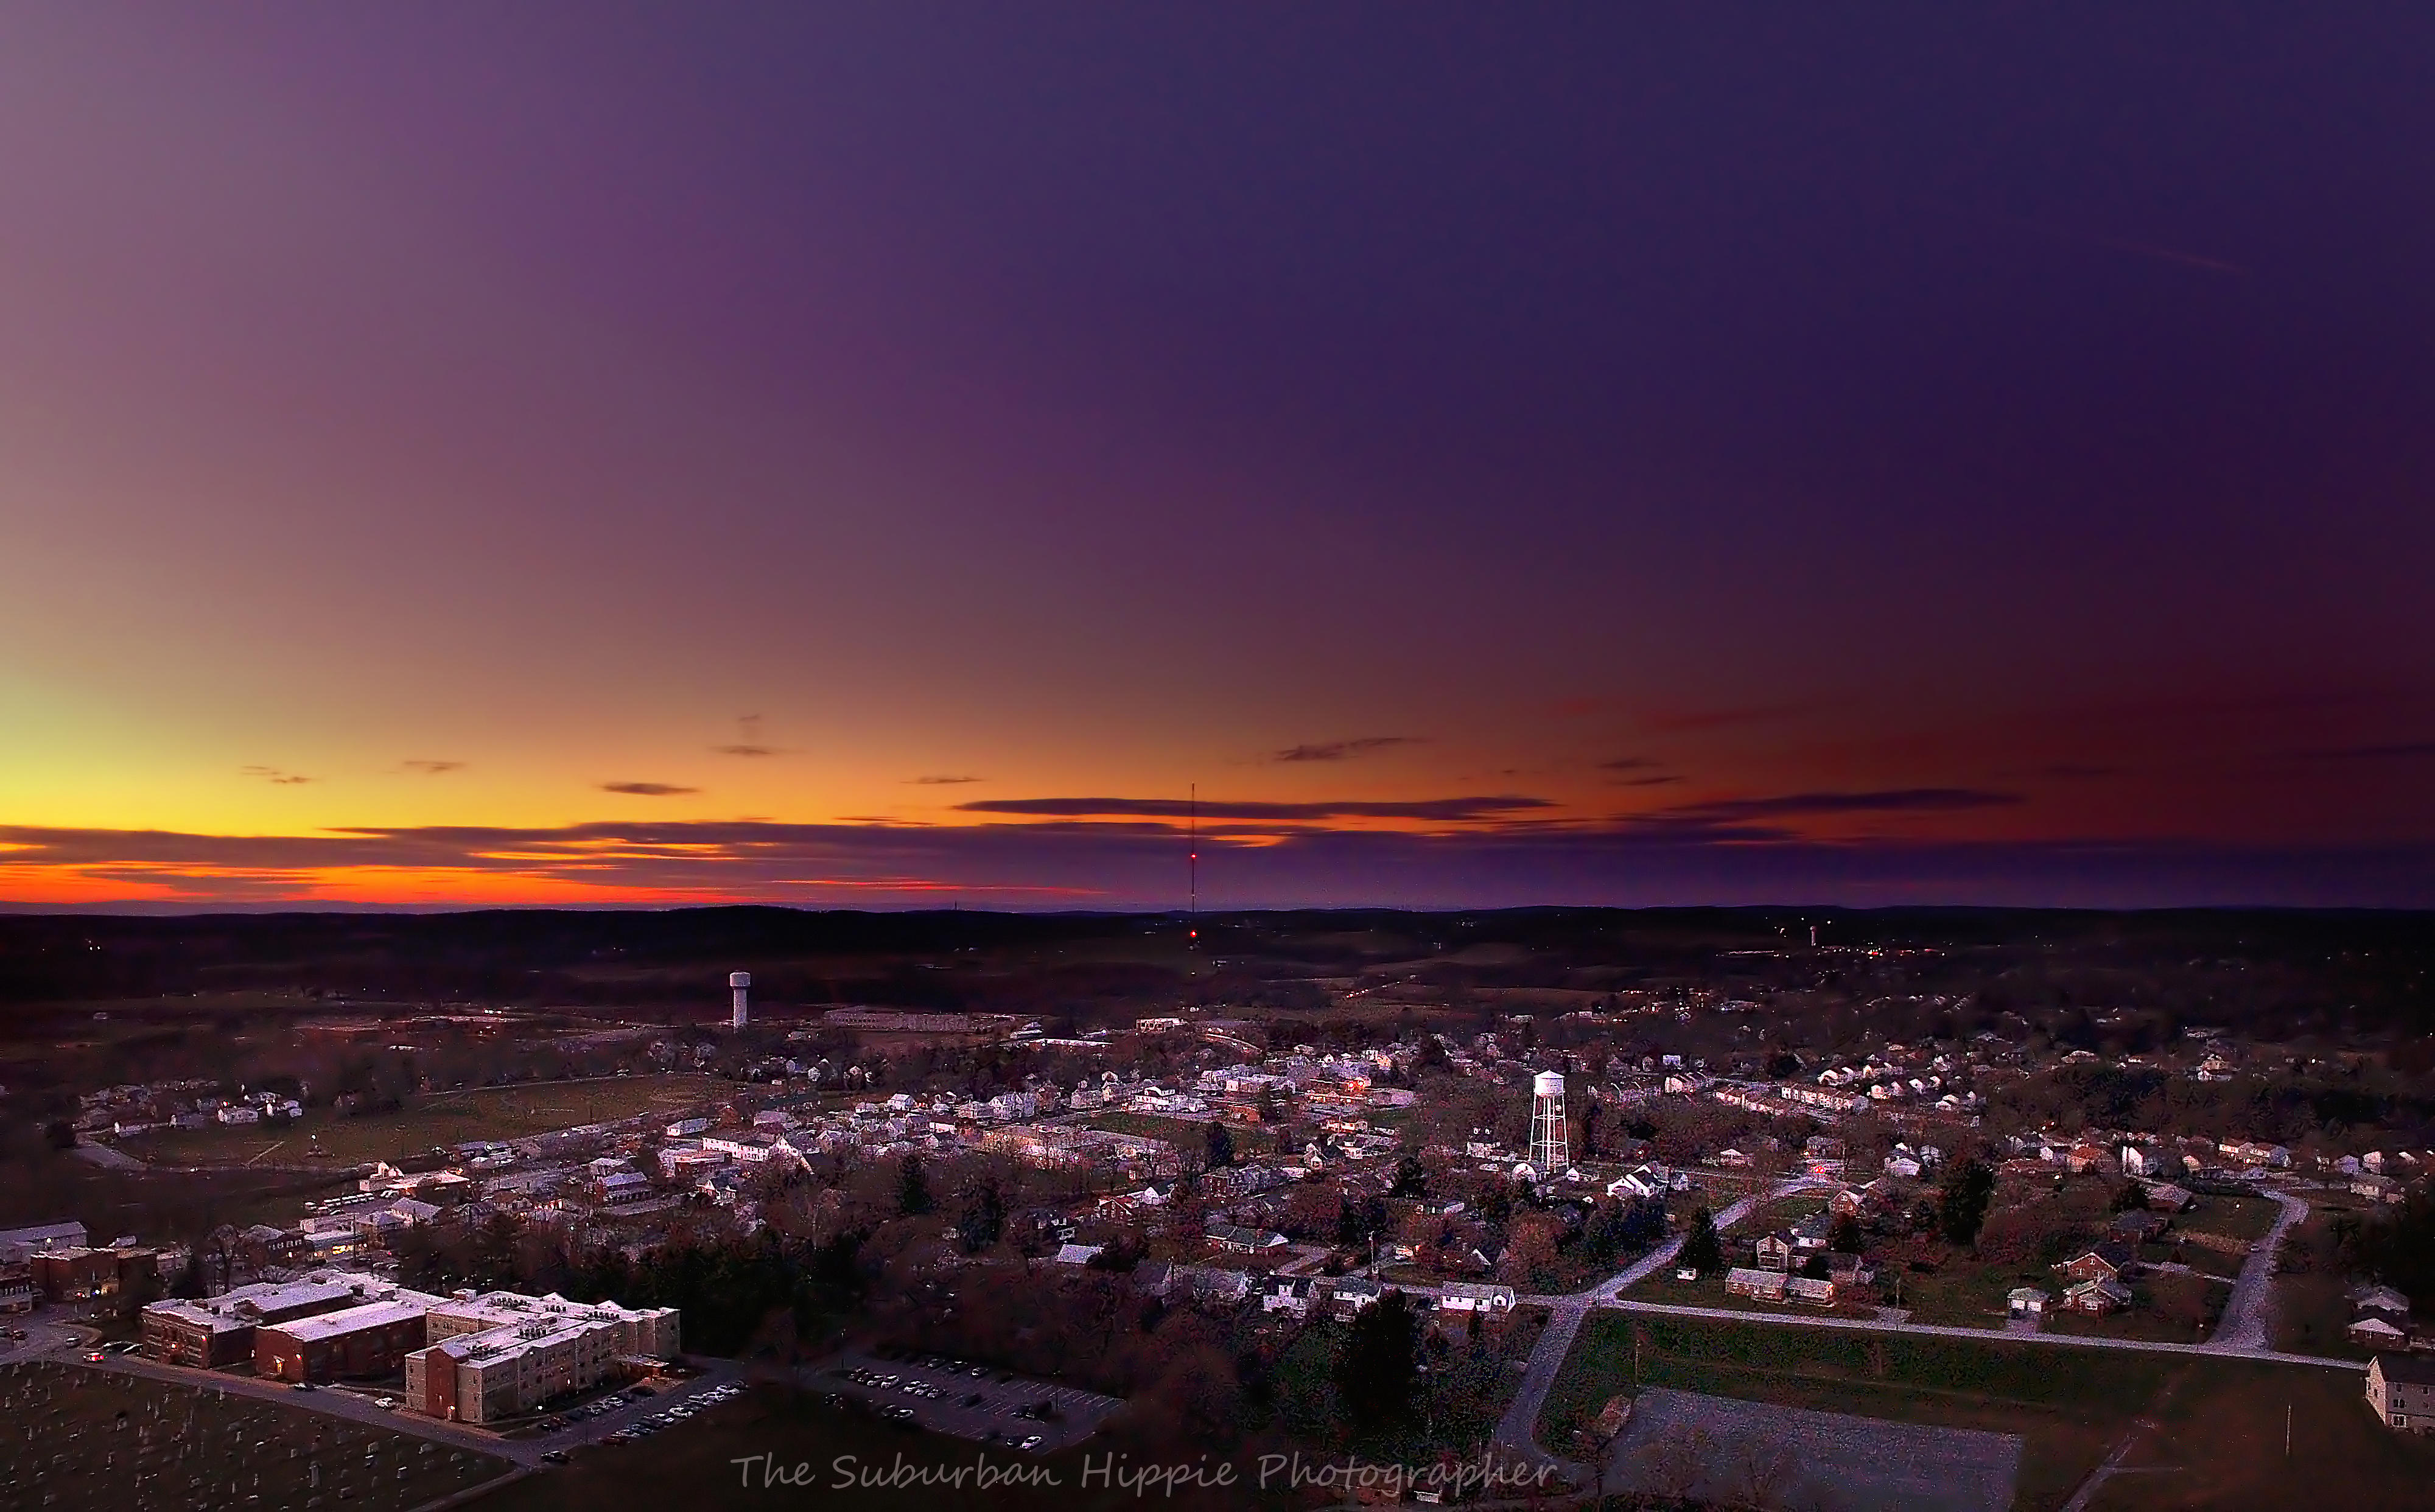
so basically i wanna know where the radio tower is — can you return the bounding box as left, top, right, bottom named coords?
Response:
left=1187, top=783, right=1199, bottom=951
left=1529, top=1071, right=1569, bottom=1175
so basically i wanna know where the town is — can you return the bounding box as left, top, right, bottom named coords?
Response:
left=2, top=906, right=2431, bottom=1508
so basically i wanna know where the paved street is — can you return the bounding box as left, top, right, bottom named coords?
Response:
left=1453, top=1177, right=2339, bottom=1486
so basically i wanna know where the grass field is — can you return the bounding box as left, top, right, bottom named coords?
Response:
left=2179, top=1194, right=2281, bottom=1244
left=2083, top=1356, right=2434, bottom=1510
left=1540, top=1313, right=2194, bottom=1511
left=477, top=1383, right=1295, bottom=1512
left=118, top=1074, right=723, bottom=1167
left=0, top=1361, right=511, bottom=1511
left=1084, top=1110, right=1284, bottom=1158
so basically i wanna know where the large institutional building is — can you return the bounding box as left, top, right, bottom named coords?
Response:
left=142, top=1272, right=679, bottom=1423
left=405, top=1289, right=682, bottom=1424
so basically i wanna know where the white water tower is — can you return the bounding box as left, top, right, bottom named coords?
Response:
left=729, top=971, right=751, bottom=1030
left=1529, top=1070, right=1569, bottom=1174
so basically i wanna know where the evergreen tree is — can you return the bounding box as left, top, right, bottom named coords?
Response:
left=1391, top=1153, right=1427, bottom=1199
left=1335, top=1289, right=1420, bottom=1433
left=1204, top=1121, right=1235, bottom=1170
left=1938, top=1158, right=1997, bottom=1248
left=957, top=1176, right=1006, bottom=1253
left=897, top=1154, right=934, bottom=1217
left=1678, top=1206, right=1723, bottom=1274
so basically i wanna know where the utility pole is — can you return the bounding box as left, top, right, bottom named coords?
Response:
left=2285, top=1402, right=2292, bottom=1457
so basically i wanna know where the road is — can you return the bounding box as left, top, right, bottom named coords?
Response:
left=1454, top=1180, right=2336, bottom=1491
left=2209, top=1189, right=2310, bottom=1351
left=1484, top=1178, right=1803, bottom=1487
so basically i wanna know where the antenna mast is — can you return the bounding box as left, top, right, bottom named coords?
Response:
left=1188, top=782, right=1199, bottom=949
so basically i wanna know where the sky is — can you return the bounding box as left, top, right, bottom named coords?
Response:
left=3, top=6, right=2433, bottom=911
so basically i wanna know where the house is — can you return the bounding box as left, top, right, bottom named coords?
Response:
left=1052, top=1243, right=1104, bottom=1266
left=2350, top=1316, right=2409, bottom=1348
left=2110, top=1210, right=2169, bottom=1244
left=2352, top=1172, right=2406, bottom=1205
left=1790, top=1212, right=1834, bottom=1252
left=2118, top=1144, right=2167, bottom=1178
left=1172, top=1265, right=1250, bottom=1304
left=1436, top=1281, right=1515, bottom=1315
left=1261, top=1276, right=1314, bottom=1317
left=1725, top=1268, right=1789, bottom=1303
left=2367, top=1354, right=2435, bottom=1433
left=1329, top=1277, right=1384, bottom=1315
left=1205, top=1223, right=1289, bottom=1255
left=2062, top=1278, right=2132, bottom=1315
left=2350, top=1284, right=2412, bottom=1320
left=1753, top=1234, right=1793, bottom=1272
left=2140, top=1182, right=2194, bottom=1213
left=2008, top=1287, right=2051, bottom=1320
left=1785, top=1276, right=1837, bottom=1306
left=2058, top=1242, right=2136, bottom=1284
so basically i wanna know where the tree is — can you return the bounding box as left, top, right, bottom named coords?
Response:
left=2109, top=1180, right=2150, bottom=1213
left=1678, top=1206, right=1723, bottom=1275
left=1203, top=1121, right=1235, bottom=1171
left=897, top=1155, right=934, bottom=1217
left=1334, top=1290, right=1420, bottom=1432
left=1390, top=1153, right=1427, bottom=1199
left=956, top=1176, right=1006, bottom=1255
left=1829, top=1212, right=1866, bottom=1254
left=1938, top=1158, right=1997, bottom=1248
left=43, top=1120, right=77, bottom=1152
left=167, top=1253, right=207, bottom=1300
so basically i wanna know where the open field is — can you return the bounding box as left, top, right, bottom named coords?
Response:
left=116, top=1074, right=723, bottom=1167
left=1726, top=1191, right=1831, bottom=1233
left=475, top=1383, right=1295, bottom=1512
left=2084, top=1355, right=2435, bottom=1510
left=2269, top=1210, right=2375, bottom=1360
left=1082, top=1110, right=1285, bottom=1158
left=2179, top=1193, right=2282, bottom=1244
left=1541, top=1312, right=2191, bottom=1511
left=0, top=1360, right=511, bottom=1511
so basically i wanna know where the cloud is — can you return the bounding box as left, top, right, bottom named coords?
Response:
left=2295, top=741, right=2435, bottom=761
left=2, top=819, right=2430, bottom=910
left=713, top=744, right=778, bottom=757
left=600, top=782, right=700, bottom=797
left=402, top=760, right=465, bottom=776
left=955, top=794, right=1551, bottom=823
left=1633, top=788, right=2022, bottom=833
left=1270, top=737, right=1420, bottom=764
left=1599, top=756, right=1661, bottom=772
left=908, top=775, right=985, bottom=785
left=1616, top=774, right=1683, bottom=788
left=239, top=766, right=314, bottom=786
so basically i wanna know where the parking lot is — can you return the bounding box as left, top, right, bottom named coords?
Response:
left=811, top=1349, right=1124, bottom=1451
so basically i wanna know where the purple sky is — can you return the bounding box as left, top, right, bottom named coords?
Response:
left=3, top=7, right=2432, bottom=909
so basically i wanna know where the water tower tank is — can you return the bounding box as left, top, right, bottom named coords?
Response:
left=729, top=971, right=752, bottom=989
left=1533, top=1070, right=1565, bottom=1097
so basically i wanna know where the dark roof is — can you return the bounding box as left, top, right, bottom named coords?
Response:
left=2374, top=1353, right=2435, bottom=1387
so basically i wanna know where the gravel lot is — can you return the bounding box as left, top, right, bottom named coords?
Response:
left=1605, top=1387, right=2022, bottom=1512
